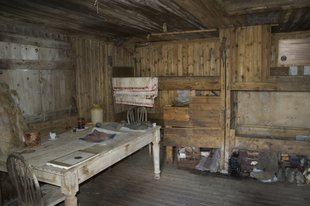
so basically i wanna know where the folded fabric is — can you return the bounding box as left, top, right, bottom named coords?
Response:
left=112, top=77, right=158, bottom=107
left=112, top=77, right=157, bottom=92
left=114, top=95, right=155, bottom=107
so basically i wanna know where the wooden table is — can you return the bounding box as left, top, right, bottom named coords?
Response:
left=0, top=126, right=161, bottom=206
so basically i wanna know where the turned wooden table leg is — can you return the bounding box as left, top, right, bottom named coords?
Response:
left=152, top=128, right=161, bottom=179
left=61, top=171, right=79, bottom=206
left=64, top=194, right=78, bottom=206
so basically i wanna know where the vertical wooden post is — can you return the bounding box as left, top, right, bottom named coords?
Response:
left=219, top=28, right=237, bottom=172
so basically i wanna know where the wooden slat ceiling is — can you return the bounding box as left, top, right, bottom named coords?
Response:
left=0, top=0, right=309, bottom=40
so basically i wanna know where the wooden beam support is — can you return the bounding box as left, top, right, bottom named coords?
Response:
left=231, top=81, right=310, bottom=91
left=236, top=125, right=310, bottom=140
left=235, top=135, right=310, bottom=156
left=0, top=59, right=73, bottom=70
left=224, top=0, right=310, bottom=15
left=158, top=76, right=220, bottom=90
left=150, top=29, right=218, bottom=37
left=164, top=128, right=222, bottom=148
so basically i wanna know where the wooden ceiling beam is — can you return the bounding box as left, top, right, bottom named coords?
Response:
left=173, top=0, right=234, bottom=28
left=221, top=0, right=310, bottom=15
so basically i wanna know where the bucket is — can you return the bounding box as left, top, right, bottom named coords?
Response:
left=91, top=104, right=103, bottom=125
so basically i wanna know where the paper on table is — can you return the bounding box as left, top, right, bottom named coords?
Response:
left=46, top=150, right=97, bottom=169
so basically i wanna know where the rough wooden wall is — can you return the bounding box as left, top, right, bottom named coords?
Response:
left=135, top=38, right=221, bottom=115
left=136, top=38, right=220, bottom=77
left=232, top=25, right=271, bottom=83
left=0, top=23, right=75, bottom=122
left=71, top=37, right=134, bottom=121
left=237, top=92, right=310, bottom=129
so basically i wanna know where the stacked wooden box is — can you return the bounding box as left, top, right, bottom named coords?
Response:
left=163, top=95, right=224, bottom=162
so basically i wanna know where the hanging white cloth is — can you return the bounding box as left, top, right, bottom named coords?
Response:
left=112, top=77, right=158, bottom=107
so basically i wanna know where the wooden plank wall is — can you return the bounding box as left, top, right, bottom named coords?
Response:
left=136, top=38, right=220, bottom=77
left=71, top=37, right=134, bottom=122
left=228, top=26, right=310, bottom=91
left=0, top=23, right=75, bottom=123
left=109, top=44, right=135, bottom=115
left=135, top=38, right=221, bottom=116
left=237, top=91, right=310, bottom=128
left=232, top=25, right=271, bottom=83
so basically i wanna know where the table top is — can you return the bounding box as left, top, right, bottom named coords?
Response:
left=0, top=126, right=160, bottom=186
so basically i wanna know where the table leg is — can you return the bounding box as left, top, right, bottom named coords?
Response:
left=61, top=171, right=79, bottom=206
left=64, top=194, right=77, bottom=206
left=152, top=128, right=161, bottom=179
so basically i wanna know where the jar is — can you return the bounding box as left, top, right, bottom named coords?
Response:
left=91, top=104, right=103, bottom=125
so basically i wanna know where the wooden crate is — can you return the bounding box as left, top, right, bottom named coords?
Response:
left=163, top=106, right=190, bottom=127
left=164, top=127, right=222, bottom=148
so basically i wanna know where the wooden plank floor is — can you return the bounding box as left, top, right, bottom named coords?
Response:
left=60, top=147, right=310, bottom=206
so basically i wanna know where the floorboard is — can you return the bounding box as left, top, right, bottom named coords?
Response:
left=58, top=147, right=310, bottom=206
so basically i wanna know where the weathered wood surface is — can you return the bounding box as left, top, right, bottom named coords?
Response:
left=236, top=124, right=310, bottom=140
left=0, top=24, right=75, bottom=123
left=136, top=38, right=221, bottom=117
left=164, top=128, right=222, bottom=148
left=232, top=81, right=310, bottom=91
left=163, top=106, right=189, bottom=123
left=232, top=25, right=271, bottom=83
left=28, top=115, right=78, bottom=137
left=0, top=126, right=161, bottom=206
left=66, top=147, right=310, bottom=206
left=163, top=96, right=223, bottom=129
left=0, top=0, right=309, bottom=39
left=237, top=91, right=310, bottom=129
left=189, top=96, right=223, bottom=128
left=158, top=76, right=220, bottom=90
left=71, top=37, right=134, bottom=121
left=228, top=28, right=310, bottom=91
left=235, top=135, right=310, bottom=156
left=136, top=38, right=220, bottom=77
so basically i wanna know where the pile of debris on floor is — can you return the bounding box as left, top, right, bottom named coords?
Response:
left=228, top=149, right=310, bottom=185
left=176, top=146, right=221, bottom=173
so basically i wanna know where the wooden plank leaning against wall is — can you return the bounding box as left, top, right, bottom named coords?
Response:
left=71, top=37, right=134, bottom=122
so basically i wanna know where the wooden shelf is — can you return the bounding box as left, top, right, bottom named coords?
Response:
left=235, top=135, right=310, bottom=156
left=231, top=81, right=310, bottom=91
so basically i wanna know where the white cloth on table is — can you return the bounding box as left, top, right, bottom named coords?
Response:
left=112, top=77, right=158, bottom=107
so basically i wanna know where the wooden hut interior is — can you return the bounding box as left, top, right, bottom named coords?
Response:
left=0, top=0, right=310, bottom=205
